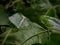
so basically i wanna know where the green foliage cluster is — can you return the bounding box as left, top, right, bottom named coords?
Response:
left=0, top=0, right=60, bottom=45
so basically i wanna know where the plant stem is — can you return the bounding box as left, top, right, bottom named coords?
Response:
left=1, top=28, right=13, bottom=45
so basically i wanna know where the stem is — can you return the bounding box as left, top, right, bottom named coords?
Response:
left=1, top=28, right=13, bottom=45
left=5, top=0, right=12, bottom=9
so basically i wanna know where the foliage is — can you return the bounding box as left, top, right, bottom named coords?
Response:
left=0, top=0, right=60, bottom=45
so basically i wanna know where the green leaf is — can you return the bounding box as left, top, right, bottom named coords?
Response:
left=46, top=7, right=58, bottom=18
left=45, top=16, right=60, bottom=33
left=39, top=15, right=60, bottom=45
left=39, top=15, right=53, bottom=31
left=0, top=13, right=48, bottom=45
left=0, top=0, right=60, bottom=45
left=40, top=15, right=60, bottom=33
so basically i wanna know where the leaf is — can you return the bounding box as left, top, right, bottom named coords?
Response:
left=40, top=15, right=60, bottom=33
left=46, top=7, right=58, bottom=18
left=45, top=16, right=60, bottom=33
left=39, top=15, right=60, bottom=45
left=39, top=15, right=53, bottom=31
left=0, top=13, right=48, bottom=45
left=1, top=0, right=60, bottom=45
left=9, top=13, right=25, bottom=28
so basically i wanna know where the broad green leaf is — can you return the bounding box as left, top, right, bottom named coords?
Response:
left=9, top=13, right=25, bottom=28
left=0, top=13, right=48, bottom=45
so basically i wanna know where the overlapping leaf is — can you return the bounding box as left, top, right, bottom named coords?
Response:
left=0, top=13, right=48, bottom=45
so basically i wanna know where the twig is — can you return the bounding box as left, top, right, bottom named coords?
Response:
left=1, top=28, right=13, bottom=45
left=5, top=0, right=12, bottom=9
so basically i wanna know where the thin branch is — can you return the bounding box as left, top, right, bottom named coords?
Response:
left=1, top=28, right=13, bottom=45
left=5, top=0, right=12, bottom=9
